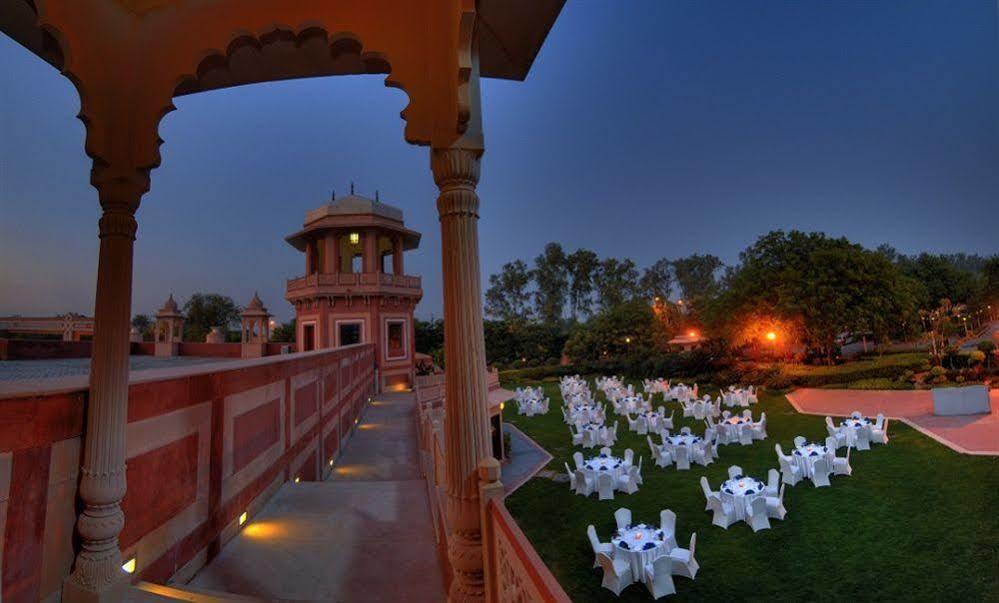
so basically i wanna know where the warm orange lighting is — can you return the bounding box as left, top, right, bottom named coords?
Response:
left=349, top=232, right=360, bottom=245
left=624, top=337, right=632, bottom=343
left=677, top=299, right=684, bottom=305
left=766, top=331, right=777, bottom=341
left=500, top=402, right=505, bottom=411
left=238, top=511, right=248, bottom=526
left=688, top=331, right=697, bottom=338
left=294, top=476, right=301, bottom=483
left=122, top=558, right=136, bottom=574
left=243, top=520, right=287, bottom=539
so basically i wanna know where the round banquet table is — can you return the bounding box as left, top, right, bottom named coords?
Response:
left=611, top=524, right=670, bottom=578
left=570, top=405, right=600, bottom=423
left=793, top=442, right=830, bottom=477
left=582, top=455, right=624, bottom=482
left=666, top=434, right=701, bottom=447
left=720, top=475, right=765, bottom=520
left=577, top=422, right=604, bottom=447
left=722, top=416, right=750, bottom=426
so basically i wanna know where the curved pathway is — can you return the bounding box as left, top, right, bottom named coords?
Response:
left=787, top=388, right=999, bottom=456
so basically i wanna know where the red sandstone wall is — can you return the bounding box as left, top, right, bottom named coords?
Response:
left=0, top=344, right=376, bottom=600
left=176, top=342, right=243, bottom=358
left=0, top=339, right=92, bottom=360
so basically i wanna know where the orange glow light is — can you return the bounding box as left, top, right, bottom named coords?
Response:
left=766, top=331, right=777, bottom=341
left=688, top=331, right=697, bottom=338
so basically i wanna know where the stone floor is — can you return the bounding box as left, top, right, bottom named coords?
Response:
left=0, top=355, right=233, bottom=381
left=188, top=391, right=446, bottom=602
left=502, top=424, right=552, bottom=494
left=787, top=387, right=999, bottom=455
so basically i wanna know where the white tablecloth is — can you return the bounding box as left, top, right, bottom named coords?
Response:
left=793, top=442, right=830, bottom=477
left=519, top=399, right=544, bottom=416
left=720, top=476, right=765, bottom=520
left=582, top=455, right=624, bottom=482
left=570, top=405, right=600, bottom=424
left=611, top=524, right=670, bottom=577
left=578, top=423, right=604, bottom=447
left=667, top=434, right=702, bottom=447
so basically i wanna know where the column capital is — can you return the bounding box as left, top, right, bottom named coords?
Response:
left=432, top=148, right=482, bottom=219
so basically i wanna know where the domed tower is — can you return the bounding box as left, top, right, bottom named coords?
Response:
left=285, top=190, right=422, bottom=390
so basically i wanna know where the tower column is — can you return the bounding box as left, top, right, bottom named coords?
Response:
left=325, top=234, right=340, bottom=274
left=64, top=178, right=144, bottom=602
left=363, top=230, right=378, bottom=273
left=432, top=146, right=491, bottom=602
left=393, top=235, right=404, bottom=275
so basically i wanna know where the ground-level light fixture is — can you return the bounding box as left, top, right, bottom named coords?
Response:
left=122, top=557, right=136, bottom=574
left=239, top=511, right=248, bottom=526
left=294, top=476, right=301, bottom=484
left=349, top=232, right=360, bottom=245
left=624, top=337, right=632, bottom=343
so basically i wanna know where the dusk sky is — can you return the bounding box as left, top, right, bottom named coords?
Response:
left=2, top=1, right=997, bottom=322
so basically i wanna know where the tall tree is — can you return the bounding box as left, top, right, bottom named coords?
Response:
left=566, top=248, right=599, bottom=320
left=484, top=260, right=534, bottom=322
left=640, top=258, right=674, bottom=301
left=672, top=254, right=723, bottom=311
left=593, top=258, right=640, bottom=311
left=533, top=243, right=569, bottom=324
left=182, top=293, right=241, bottom=343
left=131, top=314, right=153, bottom=341
left=270, top=318, right=296, bottom=343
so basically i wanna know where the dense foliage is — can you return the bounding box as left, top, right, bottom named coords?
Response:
left=182, top=293, right=241, bottom=343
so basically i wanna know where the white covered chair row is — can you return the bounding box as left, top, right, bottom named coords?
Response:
left=665, top=383, right=698, bottom=403
left=775, top=441, right=853, bottom=488
left=701, top=469, right=786, bottom=531
left=514, top=396, right=549, bottom=416
left=825, top=413, right=889, bottom=451
left=569, top=421, right=618, bottom=449
left=720, top=385, right=758, bottom=408
left=567, top=450, right=643, bottom=499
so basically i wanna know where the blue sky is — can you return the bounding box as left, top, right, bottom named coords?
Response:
left=1, top=1, right=997, bottom=321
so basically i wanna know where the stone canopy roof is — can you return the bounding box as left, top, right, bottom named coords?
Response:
left=286, top=192, right=421, bottom=252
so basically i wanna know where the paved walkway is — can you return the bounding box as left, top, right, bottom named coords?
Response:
left=0, top=355, right=234, bottom=382
left=189, top=391, right=446, bottom=601
left=787, top=388, right=999, bottom=456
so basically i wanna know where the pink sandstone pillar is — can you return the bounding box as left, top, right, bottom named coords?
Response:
left=64, top=179, right=143, bottom=602
left=432, top=146, right=492, bottom=602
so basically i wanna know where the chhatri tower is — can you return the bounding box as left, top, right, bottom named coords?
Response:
left=285, top=190, right=422, bottom=390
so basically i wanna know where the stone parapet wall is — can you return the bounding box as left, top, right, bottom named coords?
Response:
left=0, top=344, right=375, bottom=601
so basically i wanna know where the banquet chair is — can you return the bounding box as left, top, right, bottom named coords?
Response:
left=661, top=411, right=674, bottom=430
left=587, top=525, right=614, bottom=568
left=742, top=409, right=752, bottom=419
left=659, top=509, right=678, bottom=550
left=644, top=554, right=677, bottom=599
left=752, top=412, right=768, bottom=440
left=636, top=416, right=648, bottom=435
left=851, top=411, right=862, bottom=419
left=738, top=425, right=754, bottom=446
left=708, top=497, right=735, bottom=529
left=681, top=402, right=693, bottom=418
left=793, top=436, right=807, bottom=449
left=728, top=465, right=744, bottom=479
left=564, top=463, right=576, bottom=491
left=747, top=385, right=758, bottom=405
left=775, top=445, right=802, bottom=486
left=854, top=425, right=871, bottom=451
left=598, top=473, right=616, bottom=500
left=715, top=424, right=731, bottom=446
left=710, top=437, right=720, bottom=459
left=766, top=483, right=787, bottom=520
left=695, top=441, right=713, bottom=466
left=765, top=469, right=780, bottom=498
left=722, top=410, right=732, bottom=420
left=674, top=445, right=690, bottom=471
left=573, top=470, right=593, bottom=497
left=600, top=427, right=616, bottom=448
left=657, top=405, right=666, bottom=416
left=573, top=451, right=585, bottom=470
left=597, top=552, right=634, bottom=597
left=811, top=458, right=832, bottom=487
left=618, top=466, right=640, bottom=494
left=614, top=507, right=632, bottom=530
left=825, top=417, right=846, bottom=448
left=570, top=426, right=583, bottom=447
left=680, top=426, right=692, bottom=435
left=871, top=414, right=889, bottom=445
left=626, top=414, right=638, bottom=432
left=700, top=476, right=720, bottom=511
left=746, top=496, right=771, bottom=532
left=623, top=448, right=634, bottom=466
left=610, top=421, right=619, bottom=442
left=692, top=402, right=705, bottom=421
left=669, top=533, right=699, bottom=579
left=832, top=446, right=852, bottom=476
left=635, top=456, right=644, bottom=484
left=601, top=447, right=613, bottom=457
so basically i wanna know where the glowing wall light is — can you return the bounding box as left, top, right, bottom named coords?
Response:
left=122, top=557, right=136, bottom=574
left=239, top=511, right=248, bottom=526
left=349, top=232, right=360, bottom=245
left=294, top=476, right=301, bottom=484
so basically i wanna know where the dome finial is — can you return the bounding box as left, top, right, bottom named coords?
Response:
left=350, top=181, right=354, bottom=195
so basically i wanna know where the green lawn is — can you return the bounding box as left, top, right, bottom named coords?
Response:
left=502, top=379, right=999, bottom=602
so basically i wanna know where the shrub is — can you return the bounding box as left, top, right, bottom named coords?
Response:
left=930, top=365, right=946, bottom=377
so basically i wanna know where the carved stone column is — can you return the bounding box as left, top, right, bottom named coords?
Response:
left=432, top=146, right=492, bottom=602
left=64, top=178, right=143, bottom=603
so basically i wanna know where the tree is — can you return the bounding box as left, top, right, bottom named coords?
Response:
left=270, top=318, right=296, bottom=343
left=533, top=243, right=569, bottom=325
left=640, top=258, right=674, bottom=302
left=708, top=231, right=920, bottom=363
left=592, top=258, right=640, bottom=311
left=131, top=314, right=153, bottom=341
left=182, top=293, right=241, bottom=343
left=415, top=317, right=444, bottom=355
left=672, top=254, right=723, bottom=311
left=896, top=253, right=982, bottom=309
left=566, top=248, right=599, bottom=320
left=564, top=300, right=670, bottom=365
left=484, top=260, right=534, bottom=322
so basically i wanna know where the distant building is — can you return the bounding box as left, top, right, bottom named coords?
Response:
left=285, top=192, right=423, bottom=390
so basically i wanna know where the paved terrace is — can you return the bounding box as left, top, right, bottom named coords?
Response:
left=787, top=388, right=999, bottom=455
left=0, top=355, right=237, bottom=382
left=188, top=391, right=446, bottom=601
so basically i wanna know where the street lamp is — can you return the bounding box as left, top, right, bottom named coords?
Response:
left=766, top=331, right=777, bottom=341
